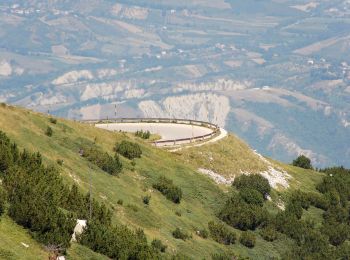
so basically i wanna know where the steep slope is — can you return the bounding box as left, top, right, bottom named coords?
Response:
left=0, top=104, right=326, bottom=259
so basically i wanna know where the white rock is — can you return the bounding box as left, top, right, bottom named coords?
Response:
left=21, top=242, right=29, bottom=248
left=71, top=219, right=87, bottom=242
left=139, top=93, right=230, bottom=127
left=198, top=168, right=234, bottom=185
left=0, top=60, right=12, bottom=76
left=52, top=70, right=94, bottom=85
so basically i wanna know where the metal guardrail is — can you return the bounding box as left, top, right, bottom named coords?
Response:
left=81, top=117, right=220, bottom=147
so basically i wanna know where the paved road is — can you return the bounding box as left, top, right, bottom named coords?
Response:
left=95, top=122, right=213, bottom=141
left=170, top=128, right=228, bottom=151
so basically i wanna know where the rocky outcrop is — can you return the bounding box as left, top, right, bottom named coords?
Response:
left=139, top=93, right=230, bottom=127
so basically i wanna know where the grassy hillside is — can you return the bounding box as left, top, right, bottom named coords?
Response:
left=0, top=216, right=47, bottom=259
left=176, top=134, right=269, bottom=179
left=0, top=104, right=327, bottom=259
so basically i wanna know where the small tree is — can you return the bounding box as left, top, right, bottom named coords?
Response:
left=292, top=155, right=312, bottom=169
left=45, top=126, right=53, bottom=137
left=142, top=195, right=151, bottom=205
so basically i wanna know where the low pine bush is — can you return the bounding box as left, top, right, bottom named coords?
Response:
left=233, top=174, right=271, bottom=199
left=82, top=146, right=122, bottom=176
left=135, top=130, right=151, bottom=139
left=208, top=221, right=236, bottom=245
left=49, top=118, right=57, bottom=124
left=153, top=176, right=182, bottom=203
left=45, top=126, right=53, bottom=137
left=142, top=195, right=151, bottom=205
left=115, top=141, right=142, bottom=159
left=172, top=228, right=190, bottom=240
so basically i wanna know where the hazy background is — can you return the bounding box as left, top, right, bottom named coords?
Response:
left=0, top=0, right=349, bottom=167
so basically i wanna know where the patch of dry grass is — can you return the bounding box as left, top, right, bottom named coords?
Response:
left=175, top=134, right=269, bottom=178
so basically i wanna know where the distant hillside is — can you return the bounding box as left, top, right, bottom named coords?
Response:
left=2, top=104, right=350, bottom=259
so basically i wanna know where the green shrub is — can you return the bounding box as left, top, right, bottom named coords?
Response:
left=282, top=229, right=332, bottom=259
left=45, top=126, right=53, bottom=137
left=239, top=188, right=264, bottom=206
left=153, top=176, right=182, bottom=204
left=82, top=147, right=122, bottom=176
left=115, top=141, right=142, bottom=159
left=307, top=192, right=329, bottom=210
left=219, top=195, right=268, bottom=231
left=259, top=226, right=278, bottom=242
left=240, top=231, right=256, bottom=248
left=135, top=130, right=151, bottom=139
left=317, top=167, right=350, bottom=205
left=117, top=199, right=123, bottom=205
left=56, top=159, right=64, bottom=166
left=233, top=174, right=271, bottom=199
left=323, top=205, right=348, bottom=224
left=285, top=200, right=303, bottom=219
left=274, top=212, right=309, bottom=243
left=322, top=222, right=349, bottom=246
left=292, top=155, right=313, bottom=169
left=172, top=228, right=190, bottom=240
left=79, top=222, right=159, bottom=259
left=290, top=190, right=310, bottom=210
left=208, top=221, right=236, bottom=245
left=49, top=118, right=57, bottom=124
left=175, top=210, right=182, bottom=217
left=142, top=195, right=151, bottom=205
left=151, top=239, right=167, bottom=253
left=335, top=243, right=350, bottom=259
